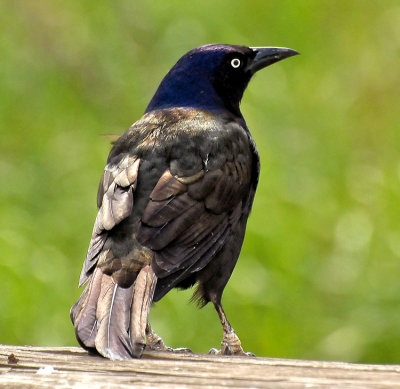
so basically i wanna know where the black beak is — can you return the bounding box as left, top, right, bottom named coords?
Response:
left=247, top=47, right=299, bottom=74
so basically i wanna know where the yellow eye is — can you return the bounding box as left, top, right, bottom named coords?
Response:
left=230, top=58, right=241, bottom=68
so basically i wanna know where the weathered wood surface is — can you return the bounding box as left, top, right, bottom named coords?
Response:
left=1, top=344, right=400, bottom=388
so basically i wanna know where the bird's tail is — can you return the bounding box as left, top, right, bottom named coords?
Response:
left=70, top=265, right=157, bottom=360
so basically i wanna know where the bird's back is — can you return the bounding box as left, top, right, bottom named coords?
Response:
left=82, top=107, right=258, bottom=293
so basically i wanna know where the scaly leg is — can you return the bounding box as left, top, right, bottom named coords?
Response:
left=209, top=302, right=254, bottom=356
left=145, top=323, right=171, bottom=351
left=145, top=323, right=192, bottom=353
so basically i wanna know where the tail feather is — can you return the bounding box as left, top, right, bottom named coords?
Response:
left=130, top=265, right=157, bottom=356
left=71, top=266, right=157, bottom=360
left=71, top=267, right=103, bottom=349
left=95, top=276, right=134, bottom=360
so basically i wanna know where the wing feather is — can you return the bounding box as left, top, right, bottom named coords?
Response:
left=137, top=149, right=251, bottom=295
left=79, top=156, right=140, bottom=286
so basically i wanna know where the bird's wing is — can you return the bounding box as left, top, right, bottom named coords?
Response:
left=78, top=154, right=140, bottom=286
left=136, top=147, right=252, bottom=299
left=79, top=110, right=253, bottom=297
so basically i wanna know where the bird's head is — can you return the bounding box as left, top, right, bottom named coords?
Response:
left=146, top=44, right=298, bottom=116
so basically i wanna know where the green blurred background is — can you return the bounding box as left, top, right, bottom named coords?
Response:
left=1, top=0, right=400, bottom=364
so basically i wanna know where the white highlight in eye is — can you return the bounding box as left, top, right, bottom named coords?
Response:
left=231, top=58, right=241, bottom=68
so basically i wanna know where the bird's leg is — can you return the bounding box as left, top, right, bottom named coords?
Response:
left=145, top=323, right=193, bottom=353
left=145, top=322, right=171, bottom=351
left=210, top=302, right=255, bottom=356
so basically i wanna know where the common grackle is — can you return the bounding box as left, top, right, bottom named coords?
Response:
left=71, top=44, right=298, bottom=360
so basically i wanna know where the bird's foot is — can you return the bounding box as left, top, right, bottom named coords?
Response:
left=145, top=328, right=170, bottom=351
left=209, top=347, right=254, bottom=356
left=145, top=328, right=192, bottom=353
left=209, top=330, right=255, bottom=356
left=169, top=347, right=193, bottom=353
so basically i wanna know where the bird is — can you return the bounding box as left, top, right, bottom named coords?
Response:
left=70, top=43, right=298, bottom=360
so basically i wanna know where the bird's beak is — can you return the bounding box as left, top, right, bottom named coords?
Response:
left=247, top=47, right=299, bottom=74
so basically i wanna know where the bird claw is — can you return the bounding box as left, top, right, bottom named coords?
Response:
left=208, top=330, right=255, bottom=356
left=169, top=347, right=193, bottom=353
left=145, top=328, right=192, bottom=353
left=145, top=337, right=170, bottom=352
left=145, top=342, right=192, bottom=354
left=208, top=347, right=255, bottom=356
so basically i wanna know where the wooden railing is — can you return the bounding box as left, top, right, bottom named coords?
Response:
left=1, top=344, right=400, bottom=388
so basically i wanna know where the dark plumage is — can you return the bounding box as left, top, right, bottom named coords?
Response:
left=71, top=44, right=298, bottom=359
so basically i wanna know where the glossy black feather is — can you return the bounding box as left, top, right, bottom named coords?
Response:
left=71, top=43, right=298, bottom=359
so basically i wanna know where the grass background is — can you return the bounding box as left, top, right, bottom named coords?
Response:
left=1, top=0, right=400, bottom=363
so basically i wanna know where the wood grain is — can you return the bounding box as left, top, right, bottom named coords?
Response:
left=1, top=344, right=400, bottom=388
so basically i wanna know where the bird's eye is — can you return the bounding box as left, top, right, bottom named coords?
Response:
left=230, top=58, right=241, bottom=68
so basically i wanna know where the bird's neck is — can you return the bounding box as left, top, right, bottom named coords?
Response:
left=145, top=70, right=242, bottom=116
